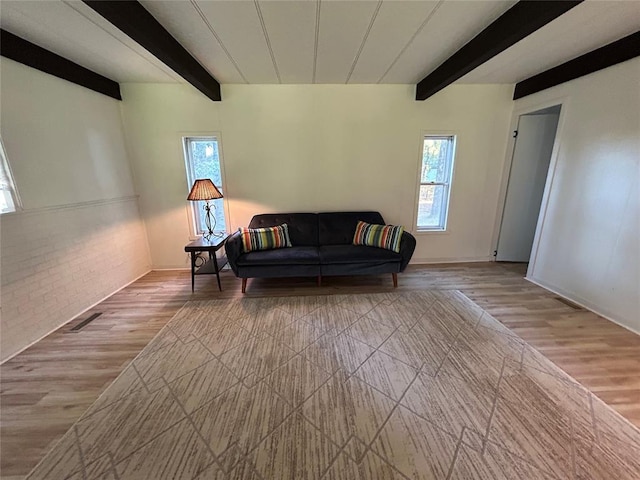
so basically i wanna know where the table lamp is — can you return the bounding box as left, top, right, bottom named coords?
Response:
left=187, top=179, right=223, bottom=239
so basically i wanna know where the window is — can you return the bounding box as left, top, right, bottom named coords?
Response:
left=183, top=136, right=227, bottom=235
left=416, top=135, right=456, bottom=231
left=0, top=138, right=20, bottom=214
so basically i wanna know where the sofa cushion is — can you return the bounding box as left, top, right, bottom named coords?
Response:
left=237, top=246, right=321, bottom=266
left=239, top=224, right=292, bottom=252
left=318, top=211, right=385, bottom=245
left=319, top=245, right=402, bottom=264
left=249, top=213, right=318, bottom=246
left=353, top=221, right=404, bottom=253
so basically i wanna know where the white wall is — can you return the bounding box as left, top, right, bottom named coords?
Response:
left=0, top=58, right=151, bottom=361
left=120, top=83, right=513, bottom=268
left=518, top=58, right=640, bottom=333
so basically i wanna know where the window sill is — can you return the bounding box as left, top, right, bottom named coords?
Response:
left=414, top=229, right=450, bottom=235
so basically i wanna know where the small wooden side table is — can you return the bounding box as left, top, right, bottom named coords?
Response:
left=184, top=235, right=229, bottom=292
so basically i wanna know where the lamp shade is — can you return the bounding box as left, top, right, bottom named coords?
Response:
left=187, top=179, right=223, bottom=201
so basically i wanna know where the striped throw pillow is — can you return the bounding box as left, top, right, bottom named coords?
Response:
left=239, top=224, right=292, bottom=252
left=353, top=221, right=404, bottom=253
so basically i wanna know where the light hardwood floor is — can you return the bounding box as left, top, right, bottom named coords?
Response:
left=2, top=263, right=639, bottom=479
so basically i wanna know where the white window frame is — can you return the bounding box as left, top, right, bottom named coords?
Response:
left=182, top=135, right=228, bottom=238
left=0, top=137, right=21, bottom=214
left=414, top=134, right=456, bottom=232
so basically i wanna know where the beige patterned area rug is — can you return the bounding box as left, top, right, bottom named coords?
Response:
left=27, top=291, right=640, bottom=479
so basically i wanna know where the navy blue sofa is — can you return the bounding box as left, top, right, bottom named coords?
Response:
left=225, top=211, right=416, bottom=292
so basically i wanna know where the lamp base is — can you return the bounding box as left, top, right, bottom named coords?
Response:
left=202, top=201, right=224, bottom=240
left=203, top=231, right=225, bottom=240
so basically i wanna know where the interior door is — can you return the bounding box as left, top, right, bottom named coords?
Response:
left=496, top=112, right=559, bottom=262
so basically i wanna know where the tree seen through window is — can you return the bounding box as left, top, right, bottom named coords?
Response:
left=184, top=137, right=226, bottom=234
left=417, top=136, right=455, bottom=230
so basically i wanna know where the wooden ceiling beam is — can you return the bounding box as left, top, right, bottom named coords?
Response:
left=514, top=31, right=640, bottom=99
left=0, top=29, right=121, bottom=100
left=415, top=0, right=583, bottom=101
left=83, top=0, right=221, bottom=102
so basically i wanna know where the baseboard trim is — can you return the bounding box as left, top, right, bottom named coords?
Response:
left=151, top=266, right=232, bottom=272
left=153, top=257, right=495, bottom=270
left=150, top=267, right=191, bottom=271
left=411, top=256, right=494, bottom=265
left=1, top=268, right=152, bottom=365
left=525, top=276, right=640, bottom=336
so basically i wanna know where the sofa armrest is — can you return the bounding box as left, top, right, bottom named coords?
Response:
left=224, top=231, right=243, bottom=276
left=399, top=231, right=416, bottom=272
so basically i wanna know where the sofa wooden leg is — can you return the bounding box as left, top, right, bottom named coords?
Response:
left=241, top=278, right=247, bottom=293
left=317, top=275, right=322, bottom=287
left=392, top=273, right=398, bottom=288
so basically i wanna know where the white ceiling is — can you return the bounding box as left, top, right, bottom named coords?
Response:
left=0, top=0, right=181, bottom=82
left=1, top=0, right=638, bottom=87
left=460, top=0, right=640, bottom=83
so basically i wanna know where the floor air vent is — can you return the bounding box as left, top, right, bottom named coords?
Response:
left=554, top=296, right=584, bottom=310
left=70, top=312, right=103, bottom=332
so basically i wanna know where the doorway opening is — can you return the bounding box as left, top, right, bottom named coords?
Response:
left=496, top=105, right=561, bottom=262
